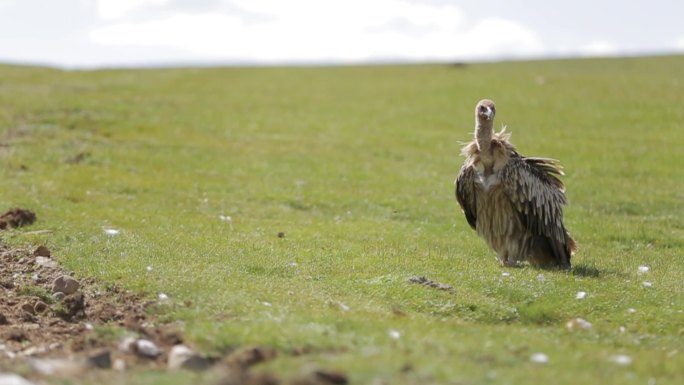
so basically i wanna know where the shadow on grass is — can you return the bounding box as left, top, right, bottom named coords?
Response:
left=571, top=263, right=601, bottom=278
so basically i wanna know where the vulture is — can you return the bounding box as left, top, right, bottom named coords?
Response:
left=455, top=99, right=576, bottom=268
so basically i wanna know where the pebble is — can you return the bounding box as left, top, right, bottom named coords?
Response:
left=637, top=265, right=650, bottom=274
left=0, top=373, right=37, bottom=385
left=566, top=317, right=592, bottom=330
left=610, top=354, right=632, bottom=365
left=168, top=345, right=212, bottom=371
left=118, top=336, right=137, bottom=353
left=530, top=352, right=549, bottom=364
left=35, top=257, right=57, bottom=268
left=158, top=293, right=169, bottom=301
left=20, top=303, right=35, bottom=315
left=134, top=339, right=162, bottom=358
left=33, top=246, right=51, bottom=257
left=112, top=359, right=126, bottom=371
left=33, top=301, right=48, bottom=314
left=27, top=358, right=85, bottom=376
left=388, top=329, right=401, bottom=340
left=52, top=292, right=65, bottom=301
left=575, top=291, right=587, bottom=300
left=52, top=276, right=80, bottom=295
left=86, top=350, right=112, bottom=369
left=103, top=228, right=120, bottom=236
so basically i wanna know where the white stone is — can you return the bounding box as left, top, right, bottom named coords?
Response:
left=642, top=281, right=653, bottom=288
left=52, top=275, right=80, bottom=295
left=103, top=228, right=120, bottom=236
left=158, top=293, right=169, bottom=301
left=566, top=317, right=592, bottom=330
left=627, top=308, right=636, bottom=314
left=135, top=339, right=161, bottom=358
left=388, top=329, right=401, bottom=340
left=610, top=354, right=632, bottom=365
left=35, top=257, right=57, bottom=268
left=575, top=291, right=587, bottom=300
left=530, top=352, right=549, bottom=364
left=501, top=272, right=510, bottom=277
left=168, top=345, right=195, bottom=370
left=118, top=337, right=137, bottom=353
left=0, top=373, right=37, bottom=385
left=637, top=265, right=650, bottom=274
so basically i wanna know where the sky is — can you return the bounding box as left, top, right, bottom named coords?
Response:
left=1, top=0, right=684, bottom=68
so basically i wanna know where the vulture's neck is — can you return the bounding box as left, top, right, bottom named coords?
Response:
left=475, top=119, right=494, bottom=153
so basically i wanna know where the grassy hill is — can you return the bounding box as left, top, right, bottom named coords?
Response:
left=1, top=56, right=683, bottom=384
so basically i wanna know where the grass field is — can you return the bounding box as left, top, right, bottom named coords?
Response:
left=1, top=56, right=683, bottom=384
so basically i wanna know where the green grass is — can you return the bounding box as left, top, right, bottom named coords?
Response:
left=1, top=56, right=683, bottom=384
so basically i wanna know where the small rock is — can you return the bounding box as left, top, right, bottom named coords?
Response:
left=627, top=308, right=636, bottom=314
left=637, top=265, right=650, bottom=274
left=20, top=302, right=35, bottom=315
left=313, top=370, right=349, bottom=385
left=575, top=291, right=587, bottom=300
left=227, top=346, right=277, bottom=369
left=168, top=345, right=213, bottom=371
left=27, top=358, right=85, bottom=376
left=52, top=275, right=80, bottom=295
left=566, top=317, right=592, bottom=330
left=501, top=272, right=510, bottom=277
left=33, top=301, right=48, bottom=314
left=158, top=293, right=169, bottom=301
left=118, top=336, right=137, bottom=353
left=146, top=265, right=153, bottom=272
left=530, top=352, right=549, bottom=364
left=57, top=293, right=85, bottom=320
left=642, top=281, right=653, bottom=288
left=133, top=339, right=161, bottom=358
left=52, top=292, right=65, bottom=301
left=168, top=345, right=195, bottom=369
left=618, top=326, right=626, bottom=333
left=0, top=373, right=37, bottom=385
left=35, top=256, right=57, bottom=268
left=112, top=359, right=126, bottom=371
left=389, top=329, right=401, bottom=340
left=103, top=228, right=120, bottom=236
left=609, top=354, right=632, bottom=365
left=86, top=350, right=112, bottom=369
left=19, top=312, right=37, bottom=323
left=33, top=245, right=51, bottom=257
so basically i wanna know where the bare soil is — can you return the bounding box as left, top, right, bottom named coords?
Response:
left=0, top=209, right=348, bottom=384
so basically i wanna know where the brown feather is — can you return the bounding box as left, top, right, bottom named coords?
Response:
left=455, top=100, right=575, bottom=268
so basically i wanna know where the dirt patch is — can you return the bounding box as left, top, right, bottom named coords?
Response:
left=0, top=242, right=349, bottom=384
left=408, top=276, right=454, bottom=292
left=0, top=208, right=36, bottom=230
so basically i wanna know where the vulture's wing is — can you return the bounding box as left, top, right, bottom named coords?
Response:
left=500, top=155, right=573, bottom=262
left=455, top=165, right=477, bottom=230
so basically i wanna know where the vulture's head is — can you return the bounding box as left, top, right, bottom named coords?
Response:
left=475, top=99, right=496, bottom=122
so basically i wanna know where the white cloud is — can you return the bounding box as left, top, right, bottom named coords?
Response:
left=90, top=0, right=544, bottom=63
left=675, top=36, right=684, bottom=51
left=97, top=0, right=168, bottom=19
left=577, top=40, right=619, bottom=57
